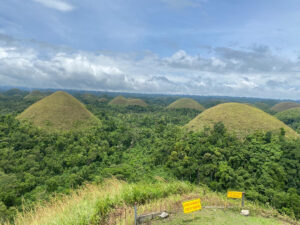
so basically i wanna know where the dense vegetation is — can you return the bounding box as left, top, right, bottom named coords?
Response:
left=154, top=123, right=300, bottom=218
left=0, top=89, right=299, bottom=223
left=276, top=107, right=300, bottom=133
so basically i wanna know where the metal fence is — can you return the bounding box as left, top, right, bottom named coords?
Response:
left=101, top=193, right=240, bottom=225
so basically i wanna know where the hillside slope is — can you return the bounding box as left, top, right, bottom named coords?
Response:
left=24, top=90, right=49, bottom=102
left=275, top=107, right=300, bottom=132
left=10, top=179, right=296, bottom=225
left=271, top=102, right=300, bottom=112
left=17, top=91, right=100, bottom=131
left=276, top=107, right=300, bottom=122
left=167, top=98, right=205, bottom=111
left=109, top=95, right=148, bottom=107
left=186, top=102, right=299, bottom=138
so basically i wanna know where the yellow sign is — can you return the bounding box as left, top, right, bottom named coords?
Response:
left=182, top=199, right=201, bottom=213
left=227, top=191, right=243, bottom=199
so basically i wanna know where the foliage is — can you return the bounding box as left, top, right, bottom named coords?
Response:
left=153, top=123, right=300, bottom=219
left=252, top=102, right=276, bottom=114
left=0, top=102, right=199, bottom=222
left=0, top=90, right=31, bottom=114
left=0, top=91, right=299, bottom=223
left=276, top=107, right=300, bottom=133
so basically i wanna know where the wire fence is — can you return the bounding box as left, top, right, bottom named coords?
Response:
left=100, top=193, right=239, bottom=225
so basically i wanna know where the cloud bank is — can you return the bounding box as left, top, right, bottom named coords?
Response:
left=33, top=0, right=74, bottom=12
left=1, top=35, right=300, bottom=99
left=161, top=0, right=205, bottom=8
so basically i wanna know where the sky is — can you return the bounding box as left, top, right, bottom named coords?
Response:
left=1, top=0, right=300, bottom=99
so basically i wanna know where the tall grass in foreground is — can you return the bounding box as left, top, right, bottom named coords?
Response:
left=7, top=179, right=297, bottom=225
left=8, top=179, right=193, bottom=225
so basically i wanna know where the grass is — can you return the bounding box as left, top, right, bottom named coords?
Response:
left=109, top=95, right=148, bottom=107
left=186, top=102, right=299, bottom=139
left=167, top=98, right=205, bottom=111
left=113, top=184, right=296, bottom=225
left=7, top=179, right=297, bottom=225
left=271, top=102, right=300, bottom=112
left=9, top=179, right=124, bottom=225
left=153, top=209, right=288, bottom=225
left=17, top=91, right=100, bottom=131
left=8, top=179, right=193, bottom=225
left=24, top=90, right=49, bottom=101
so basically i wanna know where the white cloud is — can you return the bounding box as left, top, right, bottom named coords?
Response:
left=1, top=37, right=300, bottom=99
left=161, top=0, right=205, bottom=8
left=33, top=0, right=74, bottom=12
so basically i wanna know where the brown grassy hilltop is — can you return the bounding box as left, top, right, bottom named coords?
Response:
left=109, top=96, right=148, bottom=107
left=167, top=98, right=205, bottom=111
left=271, top=102, right=300, bottom=112
left=17, top=91, right=100, bottom=131
left=24, top=90, right=50, bottom=101
left=186, top=102, right=299, bottom=139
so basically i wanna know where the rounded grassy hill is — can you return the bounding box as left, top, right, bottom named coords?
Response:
left=24, top=90, right=49, bottom=101
left=17, top=91, right=100, bottom=131
left=275, top=107, right=300, bottom=131
left=109, top=96, right=148, bottom=107
left=98, top=97, right=108, bottom=103
left=271, top=102, right=300, bottom=112
left=167, top=98, right=205, bottom=111
left=127, top=98, right=148, bottom=107
left=186, top=102, right=299, bottom=139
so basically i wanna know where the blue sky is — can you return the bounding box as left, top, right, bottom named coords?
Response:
left=1, top=0, right=300, bottom=98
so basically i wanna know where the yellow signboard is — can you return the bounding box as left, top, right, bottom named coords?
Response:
left=182, top=199, right=201, bottom=213
left=227, top=191, right=243, bottom=199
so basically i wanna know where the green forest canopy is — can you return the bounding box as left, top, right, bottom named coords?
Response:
left=0, top=89, right=299, bottom=223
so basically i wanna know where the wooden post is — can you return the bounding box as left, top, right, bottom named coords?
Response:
left=125, top=208, right=126, bottom=223
left=134, top=203, right=138, bottom=225
left=241, top=192, right=245, bottom=207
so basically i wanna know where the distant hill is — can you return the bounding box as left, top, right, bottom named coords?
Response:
left=109, top=96, right=128, bottom=105
left=81, top=94, right=99, bottom=102
left=109, top=96, right=148, bottom=107
left=271, top=102, right=300, bottom=112
left=17, top=91, right=100, bottom=131
left=186, top=102, right=299, bottom=139
left=98, top=97, right=108, bottom=103
left=3, top=88, right=27, bottom=97
left=251, top=102, right=275, bottom=114
left=275, top=107, right=300, bottom=132
left=24, top=90, right=50, bottom=102
left=167, top=98, right=205, bottom=111
left=127, top=98, right=148, bottom=107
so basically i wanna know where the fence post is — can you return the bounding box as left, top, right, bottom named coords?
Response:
left=134, top=203, right=138, bottom=225
left=241, top=193, right=245, bottom=207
